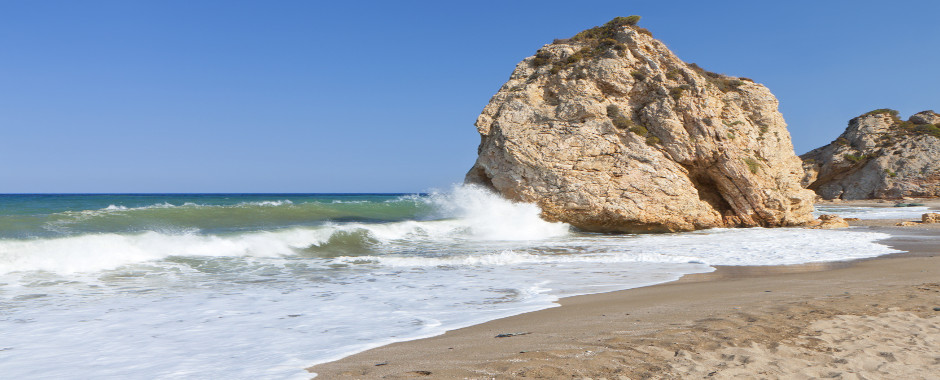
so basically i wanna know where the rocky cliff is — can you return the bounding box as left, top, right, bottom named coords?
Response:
left=465, top=17, right=815, bottom=233
left=801, top=109, right=940, bottom=200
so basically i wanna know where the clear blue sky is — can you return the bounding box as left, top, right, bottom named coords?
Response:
left=2, top=1, right=938, bottom=193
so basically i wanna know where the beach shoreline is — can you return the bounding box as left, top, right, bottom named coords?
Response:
left=309, top=202, right=940, bottom=379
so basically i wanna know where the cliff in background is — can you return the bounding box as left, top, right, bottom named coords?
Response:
left=801, top=109, right=940, bottom=200
left=465, top=16, right=815, bottom=233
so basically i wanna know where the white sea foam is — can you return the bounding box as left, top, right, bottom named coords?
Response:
left=3, top=186, right=573, bottom=275
left=629, top=228, right=899, bottom=265
left=82, top=200, right=295, bottom=217
left=66, top=202, right=178, bottom=218
left=815, top=205, right=932, bottom=220
left=331, top=199, right=369, bottom=204
left=238, top=199, right=294, bottom=207
left=0, top=218, right=556, bottom=275
left=0, top=229, right=329, bottom=274
left=1, top=218, right=900, bottom=276
left=0, top=253, right=708, bottom=380
left=427, top=185, right=571, bottom=240
left=338, top=228, right=899, bottom=268
left=0, top=187, right=909, bottom=379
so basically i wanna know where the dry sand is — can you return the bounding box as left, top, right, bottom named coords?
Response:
left=309, top=202, right=940, bottom=379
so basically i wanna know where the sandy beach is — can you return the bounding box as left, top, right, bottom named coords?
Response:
left=309, top=200, right=940, bottom=379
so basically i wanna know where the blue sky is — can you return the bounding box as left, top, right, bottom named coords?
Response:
left=1, top=1, right=938, bottom=193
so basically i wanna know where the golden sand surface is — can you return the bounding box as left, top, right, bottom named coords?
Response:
left=309, top=207, right=940, bottom=379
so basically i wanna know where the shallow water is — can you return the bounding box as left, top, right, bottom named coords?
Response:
left=814, top=204, right=931, bottom=220
left=0, top=188, right=902, bottom=379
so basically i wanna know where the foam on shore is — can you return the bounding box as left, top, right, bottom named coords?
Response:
left=0, top=190, right=909, bottom=379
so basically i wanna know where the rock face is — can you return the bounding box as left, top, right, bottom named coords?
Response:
left=801, top=110, right=940, bottom=200
left=810, top=214, right=850, bottom=229
left=923, top=213, right=940, bottom=224
left=464, top=17, right=815, bottom=233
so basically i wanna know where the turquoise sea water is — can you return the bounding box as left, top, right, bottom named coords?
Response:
left=0, top=188, right=903, bottom=379
left=0, top=193, right=431, bottom=238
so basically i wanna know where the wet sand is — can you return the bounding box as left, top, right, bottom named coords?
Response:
left=309, top=203, right=940, bottom=379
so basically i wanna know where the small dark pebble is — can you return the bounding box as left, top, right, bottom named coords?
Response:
left=933, top=307, right=940, bottom=311
left=375, top=362, right=388, bottom=366
left=410, top=370, right=432, bottom=376
left=764, top=290, right=772, bottom=292
left=495, top=332, right=530, bottom=338
left=287, top=314, right=302, bottom=318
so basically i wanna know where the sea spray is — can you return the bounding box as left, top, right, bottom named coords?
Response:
left=0, top=229, right=324, bottom=274
left=426, top=184, right=571, bottom=240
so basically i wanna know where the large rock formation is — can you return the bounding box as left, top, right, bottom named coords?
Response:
left=465, top=17, right=815, bottom=233
left=801, top=109, right=940, bottom=200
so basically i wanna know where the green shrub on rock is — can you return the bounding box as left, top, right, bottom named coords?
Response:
left=743, top=158, right=759, bottom=174
left=608, top=15, right=642, bottom=26
left=531, top=51, right=552, bottom=67
left=914, top=124, right=940, bottom=138
left=843, top=153, right=867, bottom=163
left=862, top=108, right=900, bottom=118
left=607, top=105, right=635, bottom=129
left=687, top=63, right=745, bottom=93
left=669, top=87, right=684, bottom=101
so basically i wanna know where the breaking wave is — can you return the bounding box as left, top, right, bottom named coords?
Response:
left=0, top=185, right=573, bottom=274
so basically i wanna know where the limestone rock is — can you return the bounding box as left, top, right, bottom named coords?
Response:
left=464, top=17, right=815, bottom=233
left=801, top=109, right=940, bottom=200
left=923, top=213, right=940, bottom=224
left=909, top=110, right=940, bottom=125
left=896, top=221, right=920, bottom=227
left=810, top=214, right=850, bottom=229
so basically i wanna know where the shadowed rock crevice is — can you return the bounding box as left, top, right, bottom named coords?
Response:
left=682, top=164, right=735, bottom=217
left=465, top=16, right=815, bottom=232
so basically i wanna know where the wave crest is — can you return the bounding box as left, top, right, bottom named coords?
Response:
left=427, top=185, right=571, bottom=240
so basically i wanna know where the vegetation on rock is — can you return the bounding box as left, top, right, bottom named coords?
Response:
left=669, top=87, right=685, bottom=101
left=606, top=105, right=635, bottom=129
left=571, top=16, right=643, bottom=41
left=688, top=63, right=745, bottom=93
left=531, top=16, right=748, bottom=97
left=852, top=108, right=940, bottom=140
left=901, top=122, right=940, bottom=138
left=535, top=17, right=651, bottom=75
left=743, top=158, right=760, bottom=174
left=801, top=109, right=940, bottom=200
left=468, top=16, right=815, bottom=232
left=860, top=108, right=900, bottom=119
left=843, top=153, right=868, bottom=163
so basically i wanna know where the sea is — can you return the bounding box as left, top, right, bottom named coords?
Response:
left=0, top=186, right=918, bottom=379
